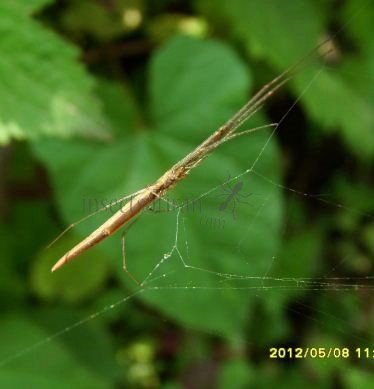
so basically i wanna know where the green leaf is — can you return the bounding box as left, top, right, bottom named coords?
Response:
left=275, top=226, right=323, bottom=280
left=294, top=68, right=374, bottom=157
left=197, top=0, right=323, bottom=66
left=197, top=0, right=374, bottom=157
left=0, top=0, right=110, bottom=145
left=9, top=0, right=53, bottom=15
left=0, top=315, right=111, bottom=388
left=249, top=225, right=323, bottom=343
left=332, top=175, right=374, bottom=215
left=343, top=368, right=374, bottom=389
left=31, top=233, right=111, bottom=304
left=96, top=78, right=141, bottom=136
left=218, top=359, right=253, bottom=389
left=32, top=37, right=283, bottom=339
left=341, top=0, right=374, bottom=53
left=150, top=36, right=250, bottom=143
left=34, top=307, right=117, bottom=381
left=304, top=333, right=349, bottom=381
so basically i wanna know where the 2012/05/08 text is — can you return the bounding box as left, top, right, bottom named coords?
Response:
left=269, top=347, right=374, bottom=359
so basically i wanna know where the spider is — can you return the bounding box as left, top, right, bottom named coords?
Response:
left=217, top=175, right=254, bottom=219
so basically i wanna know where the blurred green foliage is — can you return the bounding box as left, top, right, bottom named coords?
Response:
left=0, top=0, right=372, bottom=388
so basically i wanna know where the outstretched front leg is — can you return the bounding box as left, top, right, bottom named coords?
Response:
left=121, top=220, right=142, bottom=286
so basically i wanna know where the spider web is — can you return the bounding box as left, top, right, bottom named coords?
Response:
left=1, top=6, right=373, bottom=370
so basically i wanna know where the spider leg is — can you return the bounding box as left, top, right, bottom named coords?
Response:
left=239, top=192, right=253, bottom=199
left=231, top=200, right=237, bottom=219
left=236, top=198, right=254, bottom=207
left=216, top=192, right=231, bottom=197
left=214, top=180, right=231, bottom=202
left=225, top=173, right=234, bottom=191
left=241, top=192, right=263, bottom=203
left=217, top=176, right=233, bottom=193
left=121, top=220, right=142, bottom=286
